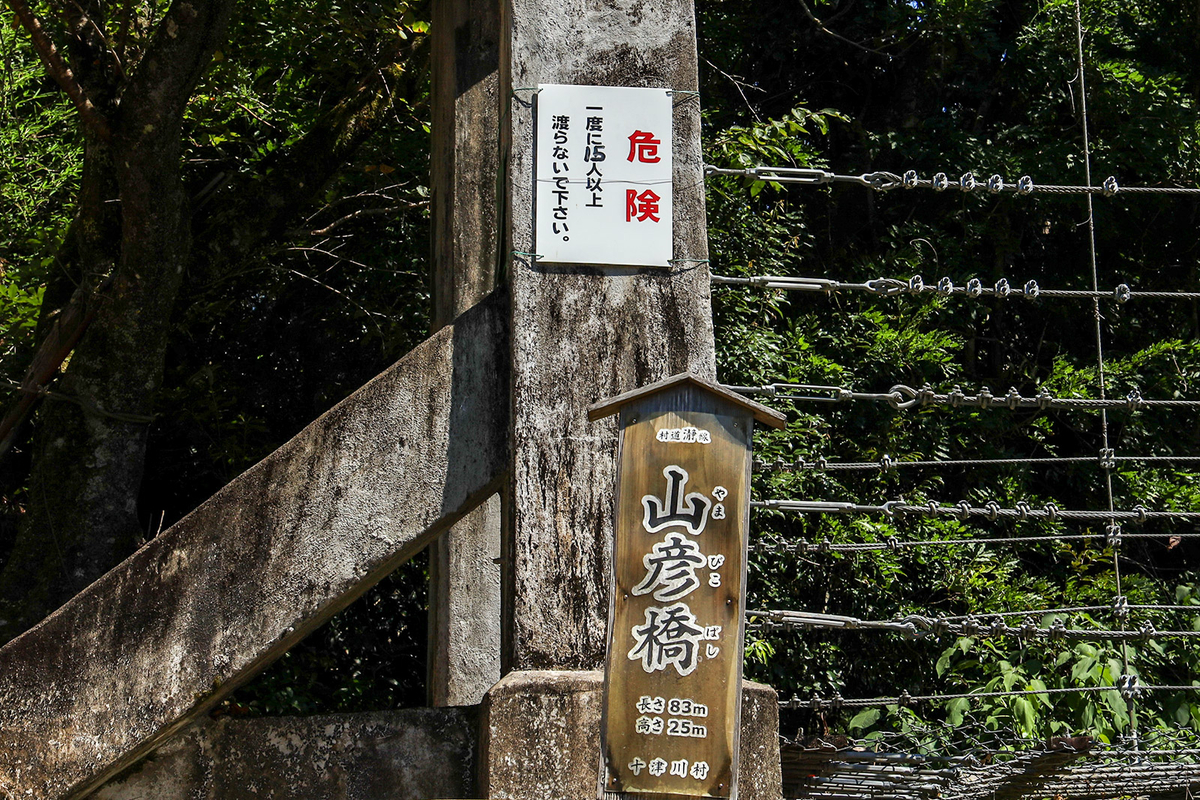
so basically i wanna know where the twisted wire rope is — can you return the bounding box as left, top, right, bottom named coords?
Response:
left=712, top=273, right=1200, bottom=302
left=703, top=165, right=1200, bottom=196
left=728, top=381, right=1200, bottom=412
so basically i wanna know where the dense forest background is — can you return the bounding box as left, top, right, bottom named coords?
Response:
left=1, top=0, right=1198, bottom=743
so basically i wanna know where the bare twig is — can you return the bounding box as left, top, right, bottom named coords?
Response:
left=304, top=202, right=425, bottom=237
left=302, top=184, right=413, bottom=223
left=278, top=264, right=386, bottom=338
left=6, top=0, right=112, bottom=139
left=702, top=56, right=763, bottom=122
left=3, top=379, right=155, bottom=424
left=797, top=0, right=890, bottom=56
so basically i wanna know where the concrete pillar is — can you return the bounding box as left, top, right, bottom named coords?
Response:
left=500, top=0, right=716, bottom=675
left=479, top=673, right=781, bottom=800
left=427, top=0, right=504, bottom=707
left=477, top=1, right=759, bottom=798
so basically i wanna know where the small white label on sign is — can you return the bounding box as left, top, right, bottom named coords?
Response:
left=656, top=426, right=711, bottom=444
left=535, top=84, right=673, bottom=267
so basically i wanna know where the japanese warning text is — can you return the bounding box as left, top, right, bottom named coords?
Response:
left=535, top=84, right=672, bottom=267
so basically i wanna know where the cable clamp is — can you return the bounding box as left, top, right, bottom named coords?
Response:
left=1099, top=448, right=1116, bottom=469
left=1112, top=595, right=1129, bottom=618
left=932, top=172, right=949, bottom=191
left=1043, top=502, right=1060, bottom=522
left=984, top=501, right=1001, bottom=521
left=898, top=690, right=913, bottom=706
left=1017, top=176, right=1035, bottom=195
left=1132, top=504, right=1148, bottom=525
left=966, top=278, right=984, bottom=298
left=903, top=170, right=919, bottom=188
left=1023, top=279, right=1040, bottom=299
left=863, top=171, right=903, bottom=191
left=995, top=278, right=1011, bottom=298
left=1005, top=387, right=1022, bottom=409
left=1136, top=621, right=1155, bottom=642
left=1019, top=616, right=1039, bottom=640
left=937, top=276, right=955, bottom=296
left=949, top=386, right=965, bottom=408
left=977, top=386, right=993, bottom=409
left=1015, top=501, right=1032, bottom=521
left=888, top=384, right=920, bottom=410
left=1102, top=176, right=1120, bottom=196
left=919, top=383, right=936, bottom=406
left=961, top=615, right=981, bottom=636
left=909, top=274, right=925, bottom=293
left=1114, top=283, right=1132, bottom=303
left=956, top=500, right=972, bottom=521
left=1048, top=617, right=1068, bottom=641
left=866, top=277, right=909, bottom=296
left=1036, top=388, right=1054, bottom=410
left=990, top=617, right=1010, bottom=636
left=1126, top=388, right=1143, bottom=411
left=960, top=173, right=977, bottom=192
left=1105, top=522, right=1123, bottom=547
left=880, top=454, right=895, bottom=470
left=987, top=174, right=1004, bottom=193
left=886, top=536, right=900, bottom=551
left=1117, top=673, right=1142, bottom=699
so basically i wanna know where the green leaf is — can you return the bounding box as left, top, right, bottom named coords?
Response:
left=848, top=708, right=881, bottom=730
left=946, top=697, right=969, bottom=727
left=1014, top=697, right=1036, bottom=734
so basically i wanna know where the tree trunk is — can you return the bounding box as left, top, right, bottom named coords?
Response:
left=0, top=0, right=235, bottom=643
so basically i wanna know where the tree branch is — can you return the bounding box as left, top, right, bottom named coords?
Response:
left=193, top=35, right=429, bottom=270
left=6, top=0, right=112, bottom=140
left=303, top=201, right=427, bottom=237
left=0, top=279, right=109, bottom=460
left=119, top=0, right=234, bottom=145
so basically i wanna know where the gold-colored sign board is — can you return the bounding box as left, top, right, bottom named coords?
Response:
left=590, top=374, right=785, bottom=800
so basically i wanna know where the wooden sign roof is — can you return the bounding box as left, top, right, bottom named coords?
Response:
left=588, top=372, right=787, bottom=429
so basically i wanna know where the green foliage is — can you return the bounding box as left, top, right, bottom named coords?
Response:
left=703, top=0, right=1200, bottom=743
left=1, top=0, right=434, bottom=712
left=0, top=25, right=81, bottom=375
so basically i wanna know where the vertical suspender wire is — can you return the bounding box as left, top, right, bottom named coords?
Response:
left=1075, top=0, right=1135, bottom=741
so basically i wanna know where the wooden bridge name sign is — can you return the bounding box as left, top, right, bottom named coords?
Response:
left=590, top=373, right=785, bottom=800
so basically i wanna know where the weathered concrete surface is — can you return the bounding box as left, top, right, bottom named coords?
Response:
left=0, top=293, right=508, bottom=800
left=427, top=0, right=504, bottom=707
left=430, top=0, right=501, bottom=328
left=479, top=671, right=781, bottom=800
left=429, top=493, right=503, bottom=706
left=503, top=0, right=717, bottom=672
left=94, top=708, right=477, bottom=800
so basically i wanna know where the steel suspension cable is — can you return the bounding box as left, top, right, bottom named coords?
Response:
left=712, top=273, right=1200, bottom=302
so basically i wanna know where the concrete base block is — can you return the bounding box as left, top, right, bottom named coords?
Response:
left=94, top=707, right=478, bottom=800
left=479, top=670, right=781, bottom=800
